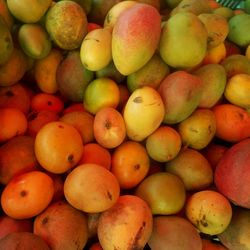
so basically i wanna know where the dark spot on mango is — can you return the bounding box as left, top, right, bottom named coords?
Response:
left=5, top=90, right=14, bottom=97
left=27, top=111, right=38, bottom=121
left=130, top=221, right=146, bottom=250
left=68, top=154, right=74, bottom=162
left=105, top=120, right=112, bottom=129
left=47, top=101, right=53, bottom=106
left=20, top=190, right=27, bottom=197
left=134, top=164, right=140, bottom=170
left=42, top=217, right=49, bottom=225
left=58, top=125, right=64, bottom=128
left=107, top=190, right=112, bottom=200
left=133, top=96, right=142, bottom=103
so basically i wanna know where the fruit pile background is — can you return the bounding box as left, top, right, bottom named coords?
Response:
left=1, top=0, right=250, bottom=249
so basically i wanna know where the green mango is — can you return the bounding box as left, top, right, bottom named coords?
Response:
left=228, top=13, right=250, bottom=47
left=159, top=12, right=208, bottom=69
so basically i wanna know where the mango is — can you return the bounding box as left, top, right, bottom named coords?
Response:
left=158, top=71, right=203, bottom=124
left=135, top=172, right=186, bottom=215
left=123, top=86, right=165, bottom=142
left=159, top=12, right=208, bottom=69
left=97, top=195, right=153, bottom=250
left=193, top=63, right=227, bottom=108
left=0, top=16, right=13, bottom=65
left=80, top=28, right=112, bottom=71
left=221, top=54, right=250, bottom=78
left=45, top=0, right=88, bottom=50
left=127, top=54, right=170, bottom=92
left=112, top=3, right=161, bottom=75
left=170, top=0, right=212, bottom=16
left=6, top=0, right=52, bottom=23
left=198, top=13, right=229, bottom=49
left=18, top=23, right=52, bottom=59
left=218, top=206, right=250, bottom=250
left=224, top=73, right=250, bottom=110
left=57, top=50, right=94, bottom=102
left=215, top=138, right=250, bottom=208
left=148, top=216, right=202, bottom=250
left=165, top=147, right=213, bottom=191
left=228, top=13, right=250, bottom=47
left=0, top=48, right=28, bottom=87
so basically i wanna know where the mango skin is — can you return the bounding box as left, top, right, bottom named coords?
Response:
left=218, top=206, right=250, bottom=250
left=159, top=12, right=207, bottom=69
left=158, top=71, right=203, bottom=124
left=215, top=138, right=250, bottom=209
left=123, top=86, right=165, bottom=142
left=228, top=13, right=250, bottom=47
left=112, top=3, right=161, bottom=75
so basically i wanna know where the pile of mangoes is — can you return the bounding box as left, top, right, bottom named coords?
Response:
left=1, top=0, right=250, bottom=249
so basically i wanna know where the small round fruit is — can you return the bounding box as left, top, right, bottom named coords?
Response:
left=135, top=172, right=186, bottom=215
left=111, top=141, right=150, bottom=189
left=64, top=163, right=120, bottom=213
left=185, top=190, right=232, bottom=235
left=0, top=108, right=27, bottom=143
left=1, top=171, right=54, bottom=219
left=34, top=121, right=84, bottom=174
left=83, top=77, right=120, bottom=114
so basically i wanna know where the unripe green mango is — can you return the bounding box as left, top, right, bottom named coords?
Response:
left=18, top=23, right=52, bottom=59
left=0, top=16, right=13, bottom=65
left=228, top=13, right=250, bottom=47
left=112, top=3, right=161, bottom=75
left=159, top=12, right=208, bottom=69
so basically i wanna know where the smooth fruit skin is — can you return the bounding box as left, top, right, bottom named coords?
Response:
left=1, top=171, right=54, bottom=219
left=148, top=216, right=203, bottom=250
left=112, top=3, right=161, bottom=75
left=64, top=164, right=120, bottom=213
left=34, top=200, right=88, bottom=250
left=159, top=12, right=208, bottom=69
left=34, top=121, right=84, bottom=174
left=123, top=86, right=165, bottom=141
left=97, top=195, right=153, bottom=250
left=214, top=138, right=250, bottom=208
left=135, top=172, right=186, bottom=215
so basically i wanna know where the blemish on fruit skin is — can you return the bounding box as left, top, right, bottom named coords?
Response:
left=58, top=125, right=64, bottom=129
left=107, top=190, right=113, bottom=200
left=20, top=190, right=27, bottom=197
left=68, top=154, right=74, bottom=163
left=134, top=164, right=140, bottom=170
left=42, top=217, right=49, bottom=225
left=133, top=96, right=143, bottom=103
left=47, top=101, right=53, bottom=106
left=130, top=221, right=146, bottom=250
left=5, top=90, right=14, bottom=97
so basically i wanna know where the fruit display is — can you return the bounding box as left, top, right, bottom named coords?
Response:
left=1, top=0, right=250, bottom=249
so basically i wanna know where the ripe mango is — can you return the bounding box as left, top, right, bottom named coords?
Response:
left=193, top=63, right=227, bottom=108
left=158, top=71, right=203, bottom=124
left=159, top=12, right=208, bottom=69
left=123, top=86, right=165, bottom=141
left=112, top=3, right=161, bottom=75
